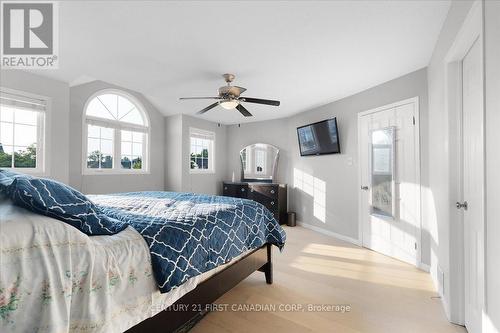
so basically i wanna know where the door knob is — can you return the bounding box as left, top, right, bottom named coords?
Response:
left=456, top=201, right=468, bottom=210
left=361, top=186, right=369, bottom=191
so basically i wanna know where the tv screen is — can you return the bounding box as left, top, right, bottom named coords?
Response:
left=297, top=118, right=340, bottom=156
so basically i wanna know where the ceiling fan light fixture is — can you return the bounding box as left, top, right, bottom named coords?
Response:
left=180, top=74, right=280, bottom=117
left=220, top=100, right=239, bottom=110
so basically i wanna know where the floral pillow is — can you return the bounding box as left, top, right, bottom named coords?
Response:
left=8, top=176, right=127, bottom=235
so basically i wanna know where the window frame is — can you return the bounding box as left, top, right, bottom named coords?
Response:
left=189, top=127, right=215, bottom=174
left=0, top=87, right=49, bottom=175
left=241, top=147, right=251, bottom=173
left=82, top=89, right=150, bottom=175
left=254, top=146, right=267, bottom=175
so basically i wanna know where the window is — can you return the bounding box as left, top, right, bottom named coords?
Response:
left=189, top=128, right=215, bottom=173
left=0, top=89, right=46, bottom=173
left=86, top=125, right=114, bottom=169
left=83, top=90, right=149, bottom=174
left=120, top=130, right=144, bottom=170
left=255, top=147, right=266, bottom=174
left=240, top=147, right=251, bottom=173
left=371, top=127, right=395, bottom=218
left=297, top=126, right=318, bottom=154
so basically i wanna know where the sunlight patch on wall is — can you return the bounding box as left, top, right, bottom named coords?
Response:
left=313, top=178, right=326, bottom=222
left=294, top=168, right=326, bottom=223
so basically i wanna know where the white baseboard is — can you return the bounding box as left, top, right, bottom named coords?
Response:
left=418, top=262, right=431, bottom=273
left=296, top=220, right=362, bottom=246
left=296, top=221, right=431, bottom=274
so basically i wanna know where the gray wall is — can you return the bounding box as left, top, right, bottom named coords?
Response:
left=69, top=80, right=165, bottom=194
left=226, top=68, right=428, bottom=247
left=164, top=114, right=183, bottom=191
left=0, top=70, right=70, bottom=184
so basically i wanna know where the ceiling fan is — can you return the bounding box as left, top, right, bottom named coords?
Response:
left=179, top=73, right=280, bottom=117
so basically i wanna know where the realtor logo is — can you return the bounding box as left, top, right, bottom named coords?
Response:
left=1, top=1, right=58, bottom=68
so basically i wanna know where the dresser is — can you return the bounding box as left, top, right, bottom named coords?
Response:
left=222, top=182, right=287, bottom=225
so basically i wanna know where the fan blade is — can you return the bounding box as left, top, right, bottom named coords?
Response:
left=180, top=97, right=221, bottom=100
left=239, top=97, right=280, bottom=106
left=196, top=102, right=220, bottom=115
left=236, top=104, right=253, bottom=117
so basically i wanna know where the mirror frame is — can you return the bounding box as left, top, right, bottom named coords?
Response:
left=239, top=143, right=280, bottom=183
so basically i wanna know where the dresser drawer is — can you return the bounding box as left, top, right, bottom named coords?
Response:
left=260, top=197, right=278, bottom=213
left=223, top=183, right=249, bottom=198
left=249, top=184, right=279, bottom=199
left=223, top=182, right=287, bottom=225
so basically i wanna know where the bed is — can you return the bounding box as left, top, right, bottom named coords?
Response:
left=0, top=186, right=286, bottom=333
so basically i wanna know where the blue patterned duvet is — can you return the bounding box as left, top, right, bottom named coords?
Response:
left=89, top=191, right=286, bottom=293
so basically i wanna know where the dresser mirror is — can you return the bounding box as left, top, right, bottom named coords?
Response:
left=240, top=143, right=279, bottom=182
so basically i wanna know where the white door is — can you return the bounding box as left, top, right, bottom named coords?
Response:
left=461, top=38, right=484, bottom=333
left=359, top=99, right=420, bottom=266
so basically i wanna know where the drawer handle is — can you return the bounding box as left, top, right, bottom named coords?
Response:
left=241, top=188, right=245, bottom=192
left=270, top=201, right=275, bottom=205
left=224, top=187, right=227, bottom=190
left=270, top=190, right=275, bottom=194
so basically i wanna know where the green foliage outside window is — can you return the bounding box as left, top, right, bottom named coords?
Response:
left=0, top=144, right=36, bottom=168
left=121, top=156, right=142, bottom=169
left=190, top=148, right=209, bottom=169
left=87, top=150, right=113, bottom=169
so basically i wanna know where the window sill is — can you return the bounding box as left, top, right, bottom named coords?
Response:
left=189, top=169, right=215, bottom=175
left=82, top=169, right=151, bottom=176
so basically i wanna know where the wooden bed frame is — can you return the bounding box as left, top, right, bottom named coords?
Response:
left=126, top=244, right=273, bottom=333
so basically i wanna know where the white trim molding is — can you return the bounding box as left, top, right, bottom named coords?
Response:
left=418, top=262, right=431, bottom=273
left=296, top=220, right=362, bottom=246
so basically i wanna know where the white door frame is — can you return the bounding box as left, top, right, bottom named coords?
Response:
left=357, top=96, right=422, bottom=268
left=444, top=0, right=484, bottom=325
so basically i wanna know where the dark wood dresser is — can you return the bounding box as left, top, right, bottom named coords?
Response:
left=222, top=182, right=287, bottom=225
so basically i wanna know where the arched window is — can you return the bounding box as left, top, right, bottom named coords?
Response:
left=83, top=90, right=149, bottom=174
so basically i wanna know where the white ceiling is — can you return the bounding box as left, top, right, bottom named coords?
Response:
left=31, top=1, right=450, bottom=124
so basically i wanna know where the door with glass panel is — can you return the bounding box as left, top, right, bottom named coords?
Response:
left=358, top=98, right=420, bottom=265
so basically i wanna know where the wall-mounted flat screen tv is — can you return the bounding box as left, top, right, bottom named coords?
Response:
left=297, top=118, right=340, bottom=156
